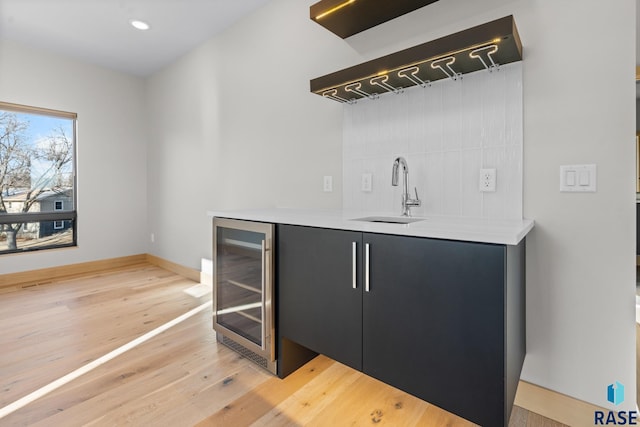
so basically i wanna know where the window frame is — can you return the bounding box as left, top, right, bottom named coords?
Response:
left=0, top=101, right=78, bottom=254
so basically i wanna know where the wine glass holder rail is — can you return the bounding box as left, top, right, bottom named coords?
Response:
left=310, top=15, right=522, bottom=103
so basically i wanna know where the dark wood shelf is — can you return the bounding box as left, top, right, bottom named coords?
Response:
left=310, top=15, right=522, bottom=103
left=310, top=0, right=440, bottom=39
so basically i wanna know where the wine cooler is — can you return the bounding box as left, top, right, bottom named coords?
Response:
left=212, top=218, right=276, bottom=374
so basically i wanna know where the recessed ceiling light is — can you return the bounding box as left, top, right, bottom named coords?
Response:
left=129, top=19, right=150, bottom=31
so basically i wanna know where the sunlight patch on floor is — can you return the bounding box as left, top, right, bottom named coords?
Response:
left=183, top=283, right=211, bottom=298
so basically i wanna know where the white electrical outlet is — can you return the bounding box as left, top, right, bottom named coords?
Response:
left=361, top=173, right=372, bottom=192
left=323, top=176, right=333, bottom=192
left=479, top=168, right=497, bottom=192
left=150, top=233, right=155, bottom=243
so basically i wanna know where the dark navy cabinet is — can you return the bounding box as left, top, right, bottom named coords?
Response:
left=277, top=226, right=363, bottom=371
left=277, top=224, right=525, bottom=427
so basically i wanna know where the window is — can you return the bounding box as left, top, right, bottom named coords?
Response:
left=0, top=101, right=77, bottom=254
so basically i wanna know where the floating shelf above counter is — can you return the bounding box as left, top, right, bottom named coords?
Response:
left=310, top=15, right=522, bottom=103
left=310, top=0, right=441, bottom=39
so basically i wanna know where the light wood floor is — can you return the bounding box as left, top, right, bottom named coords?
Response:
left=0, top=263, right=567, bottom=426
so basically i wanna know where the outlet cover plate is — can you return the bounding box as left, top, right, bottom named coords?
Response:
left=479, top=168, right=497, bottom=192
left=323, top=175, right=333, bottom=192
left=361, top=173, right=372, bottom=192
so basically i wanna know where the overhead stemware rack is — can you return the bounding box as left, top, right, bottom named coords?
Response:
left=310, top=15, right=522, bottom=103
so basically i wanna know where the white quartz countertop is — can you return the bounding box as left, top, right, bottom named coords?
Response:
left=207, top=208, right=534, bottom=246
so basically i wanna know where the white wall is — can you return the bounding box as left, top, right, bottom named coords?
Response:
left=146, top=0, right=350, bottom=269
left=516, top=1, right=636, bottom=409
left=147, top=0, right=636, bottom=410
left=0, top=39, right=148, bottom=274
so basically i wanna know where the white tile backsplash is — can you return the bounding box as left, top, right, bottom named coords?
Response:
left=343, top=62, right=523, bottom=220
left=424, top=84, right=444, bottom=153
left=424, top=152, right=444, bottom=215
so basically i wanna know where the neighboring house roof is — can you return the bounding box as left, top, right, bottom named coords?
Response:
left=2, top=188, right=72, bottom=202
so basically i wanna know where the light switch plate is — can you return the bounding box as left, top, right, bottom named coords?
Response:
left=560, top=164, right=596, bottom=192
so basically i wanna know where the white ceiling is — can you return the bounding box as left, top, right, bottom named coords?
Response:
left=0, top=0, right=272, bottom=76
left=1, top=1, right=639, bottom=83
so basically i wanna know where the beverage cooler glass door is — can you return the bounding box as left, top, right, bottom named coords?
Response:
left=212, top=218, right=274, bottom=362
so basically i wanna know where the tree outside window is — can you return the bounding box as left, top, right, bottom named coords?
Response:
left=0, top=103, right=77, bottom=253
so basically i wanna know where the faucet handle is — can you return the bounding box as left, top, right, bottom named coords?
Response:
left=407, top=187, right=421, bottom=207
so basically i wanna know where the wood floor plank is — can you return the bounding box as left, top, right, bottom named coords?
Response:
left=196, top=354, right=335, bottom=426
left=301, top=372, right=430, bottom=427
left=0, top=262, right=571, bottom=427
left=252, top=361, right=362, bottom=426
left=509, top=405, right=529, bottom=426
left=413, top=404, right=479, bottom=427
left=525, top=412, right=569, bottom=427
left=3, top=311, right=270, bottom=426
left=0, top=264, right=204, bottom=407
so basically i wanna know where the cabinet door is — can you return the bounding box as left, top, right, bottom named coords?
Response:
left=278, top=225, right=363, bottom=370
left=362, top=233, right=505, bottom=427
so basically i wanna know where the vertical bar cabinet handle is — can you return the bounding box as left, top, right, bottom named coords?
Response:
left=352, top=241, right=357, bottom=289
left=365, top=243, right=370, bottom=292
left=260, top=239, right=267, bottom=351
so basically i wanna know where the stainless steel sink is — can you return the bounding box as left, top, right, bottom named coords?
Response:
left=351, top=216, right=426, bottom=224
